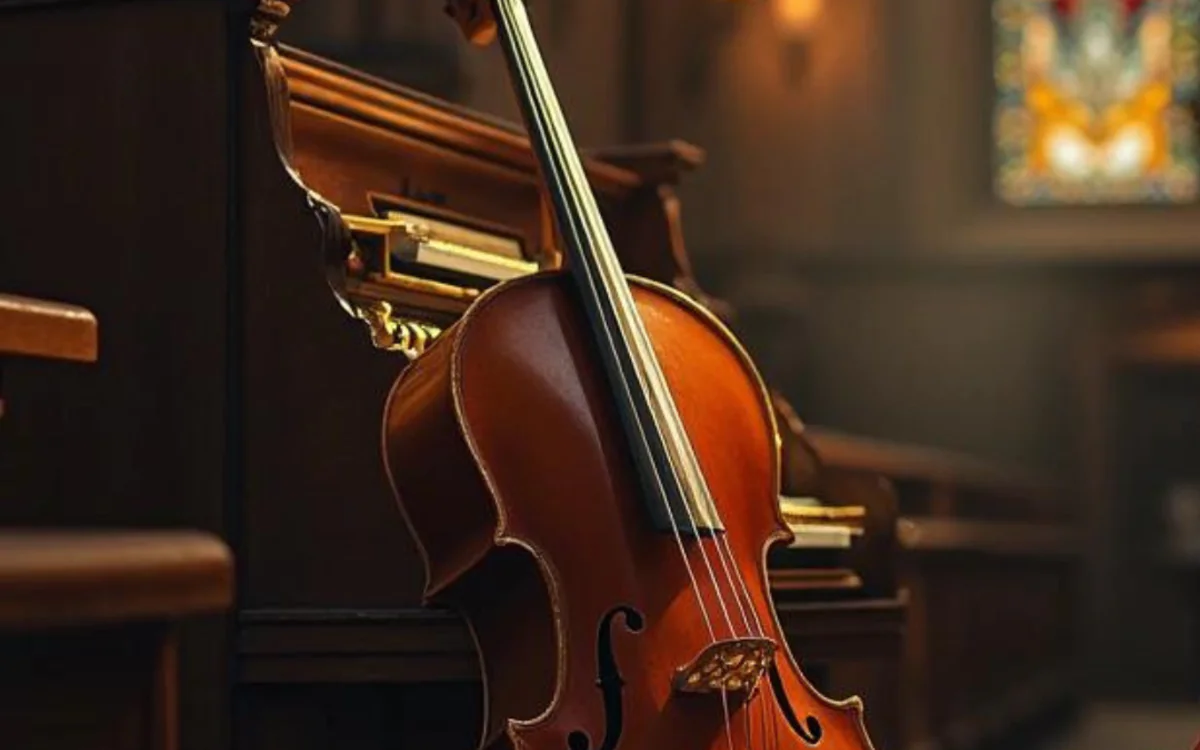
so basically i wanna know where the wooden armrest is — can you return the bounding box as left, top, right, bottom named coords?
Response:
left=0, top=530, right=233, bottom=628
left=0, top=294, right=98, bottom=362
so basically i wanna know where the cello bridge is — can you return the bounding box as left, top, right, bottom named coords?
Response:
left=673, top=637, right=777, bottom=694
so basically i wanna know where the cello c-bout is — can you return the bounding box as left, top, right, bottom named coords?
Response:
left=382, top=2, right=878, bottom=749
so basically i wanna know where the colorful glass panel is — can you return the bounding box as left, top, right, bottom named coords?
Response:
left=993, top=0, right=1200, bottom=205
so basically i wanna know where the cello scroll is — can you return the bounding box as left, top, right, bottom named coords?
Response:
left=444, top=0, right=499, bottom=44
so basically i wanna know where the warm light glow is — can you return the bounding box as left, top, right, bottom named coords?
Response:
left=774, top=0, right=821, bottom=38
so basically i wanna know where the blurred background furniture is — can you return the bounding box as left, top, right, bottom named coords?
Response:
left=0, top=531, right=233, bottom=750
left=0, top=294, right=234, bottom=750
left=810, top=429, right=1082, bottom=750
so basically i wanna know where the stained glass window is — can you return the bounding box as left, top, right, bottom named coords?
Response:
left=993, top=0, right=1200, bottom=205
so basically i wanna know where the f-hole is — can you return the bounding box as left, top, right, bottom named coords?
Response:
left=769, top=665, right=824, bottom=746
left=566, top=605, right=645, bottom=750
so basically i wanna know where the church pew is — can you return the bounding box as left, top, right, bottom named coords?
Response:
left=807, top=429, right=1082, bottom=750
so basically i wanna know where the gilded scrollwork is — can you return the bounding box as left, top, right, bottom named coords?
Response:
left=249, top=3, right=440, bottom=358
left=356, top=301, right=444, bottom=359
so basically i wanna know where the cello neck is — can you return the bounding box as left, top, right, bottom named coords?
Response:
left=491, top=0, right=723, bottom=535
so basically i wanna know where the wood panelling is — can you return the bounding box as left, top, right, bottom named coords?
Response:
left=0, top=0, right=229, bottom=533
left=0, top=6, right=230, bottom=749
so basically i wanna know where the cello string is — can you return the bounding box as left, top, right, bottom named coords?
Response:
left=619, top=308, right=758, bottom=637
left=721, top=689, right=736, bottom=750
left=494, top=0, right=743, bottom=639
left=534, top=88, right=763, bottom=640
left=537, top=67, right=757, bottom=640
left=501, top=13, right=777, bottom=728
left=500, top=11, right=782, bottom=744
left=593, top=183, right=768, bottom=642
left=739, top=691, right=748, bottom=748
left=503, top=2, right=775, bottom=710
left=611, top=295, right=767, bottom=639
left=496, top=0, right=735, bottom=640
left=599, top=228, right=768, bottom=642
left=510, top=23, right=782, bottom=744
left=714, top=532, right=767, bottom=636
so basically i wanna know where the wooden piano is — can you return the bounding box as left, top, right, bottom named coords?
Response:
left=0, top=2, right=903, bottom=749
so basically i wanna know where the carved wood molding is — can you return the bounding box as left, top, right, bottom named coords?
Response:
left=251, top=0, right=297, bottom=43
left=247, top=20, right=360, bottom=326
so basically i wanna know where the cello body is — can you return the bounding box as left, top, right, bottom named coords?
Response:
left=383, top=272, right=873, bottom=750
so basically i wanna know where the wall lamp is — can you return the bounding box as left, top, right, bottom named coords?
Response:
left=773, top=0, right=820, bottom=80
left=774, top=0, right=822, bottom=41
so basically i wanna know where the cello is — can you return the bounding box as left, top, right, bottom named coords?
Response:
left=381, top=1, right=877, bottom=749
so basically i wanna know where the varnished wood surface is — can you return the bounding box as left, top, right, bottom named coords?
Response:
left=0, top=531, right=232, bottom=628
left=384, top=275, right=873, bottom=750
left=0, top=293, right=97, bottom=362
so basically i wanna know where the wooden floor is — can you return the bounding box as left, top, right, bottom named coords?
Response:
left=1036, top=703, right=1200, bottom=750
